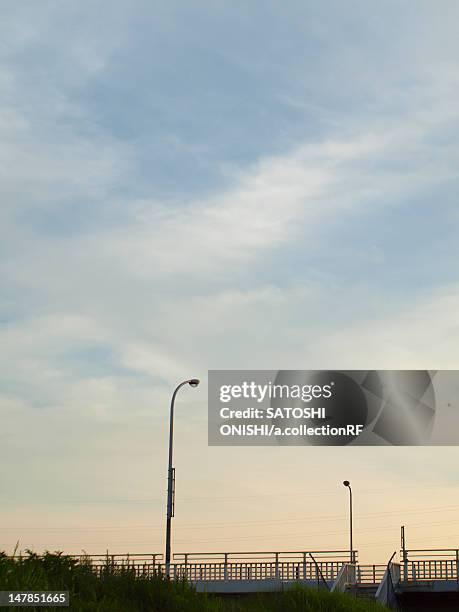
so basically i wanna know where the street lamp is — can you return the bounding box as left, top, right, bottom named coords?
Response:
left=165, top=379, right=200, bottom=575
left=343, top=480, right=354, bottom=563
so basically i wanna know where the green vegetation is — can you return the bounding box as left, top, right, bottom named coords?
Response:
left=0, top=552, right=384, bottom=611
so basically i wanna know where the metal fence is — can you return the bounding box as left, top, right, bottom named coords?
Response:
left=67, top=553, right=163, bottom=577
left=55, top=550, right=352, bottom=582
left=355, top=564, right=387, bottom=584
left=15, top=548, right=459, bottom=587
left=9, top=550, right=355, bottom=583
left=170, top=561, right=340, bottom=582
left=170, top=550, right=351, bottom=582
left=402, top=549, right=459, bottom=582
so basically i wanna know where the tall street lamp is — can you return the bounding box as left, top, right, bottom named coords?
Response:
left=165, top=379, right=200, bottom=574
left=343, top=480, right=354, bottom=563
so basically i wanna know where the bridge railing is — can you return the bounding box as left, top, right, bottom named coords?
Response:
left=74, top=553, right=163, bottom=577
left=170, top=550, right=352, bottom=582
left=23, top=550, right=351, bottom=582
left=402, top=549, right=459, bottom=582
left=173, top=550, right=353, bottom=564
left=9, top=553, right=164, bottom=578
left=169, top=560, right=343, bottom=582
left=355, top=564, right=387, bottom=584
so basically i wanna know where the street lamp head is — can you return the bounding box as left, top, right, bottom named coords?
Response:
left=343, top=480, right=350, bottom=487
left=188, top=379, right=200, bottom=388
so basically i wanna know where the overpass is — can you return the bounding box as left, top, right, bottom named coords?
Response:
left=61, top=545, right=459, bottom=608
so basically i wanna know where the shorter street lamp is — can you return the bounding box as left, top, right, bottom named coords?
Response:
left=343, top=480, right=354, bottom=563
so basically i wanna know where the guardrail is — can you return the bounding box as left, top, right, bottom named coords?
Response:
left=62, top=550, right=351, bottom=582
left=402, top=549, right=459, bottom=582
left=9, top=550, right=352, bottom=583
left=78, top=553, right=162, bottom=565
left=73, top=553, right=163, bottom=577
left=169, top=560, right=341, bottom=582
left=355, top=564, right=387, bottom=584
left=100, top=551, right=352, bottom=583
left=170, top=550, right=352, bottom=582
left=9, top=553, right=164, bottom=578
left=173, top=550, right=353, bottom=564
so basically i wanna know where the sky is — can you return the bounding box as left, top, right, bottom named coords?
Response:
left=1, top=0, right=459, bottom=564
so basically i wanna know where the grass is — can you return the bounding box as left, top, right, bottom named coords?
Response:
left=0, top=551, right=385, bottom=611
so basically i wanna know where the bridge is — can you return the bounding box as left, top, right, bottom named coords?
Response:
left=57, top=545, right=459, bottom=608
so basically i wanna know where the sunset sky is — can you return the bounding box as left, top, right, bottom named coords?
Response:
left=1, top=1, right=459, bottom=565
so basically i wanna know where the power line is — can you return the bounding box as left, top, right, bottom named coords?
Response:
left=2, top=482, right=454, bottom=506
left=4, top=501, right=459, bottom=532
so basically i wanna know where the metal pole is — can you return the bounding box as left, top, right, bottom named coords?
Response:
left=165, top=379, right=199, bottom=576
left=349, top=485, right=353, bottom=564
left=401, top=525, right=408, bottom=581
left=343, top=481, right=353, bottom=563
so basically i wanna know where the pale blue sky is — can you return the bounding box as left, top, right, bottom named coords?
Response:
left=1, top=1, right=459, bottom=562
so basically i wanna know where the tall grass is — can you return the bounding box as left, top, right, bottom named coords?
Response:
left=0, top=551, right=385, bottom=611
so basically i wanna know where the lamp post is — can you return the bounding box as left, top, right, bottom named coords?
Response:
left=343, top=480, right=354, bottom=563
left=165, top=379, right=200, bottom=575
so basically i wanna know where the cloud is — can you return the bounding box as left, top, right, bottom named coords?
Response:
left=60, top=114, right=459, bottom=283
left=1, top=106, right=458, bottom=417
left=313, top=284, right=459, bottom=369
